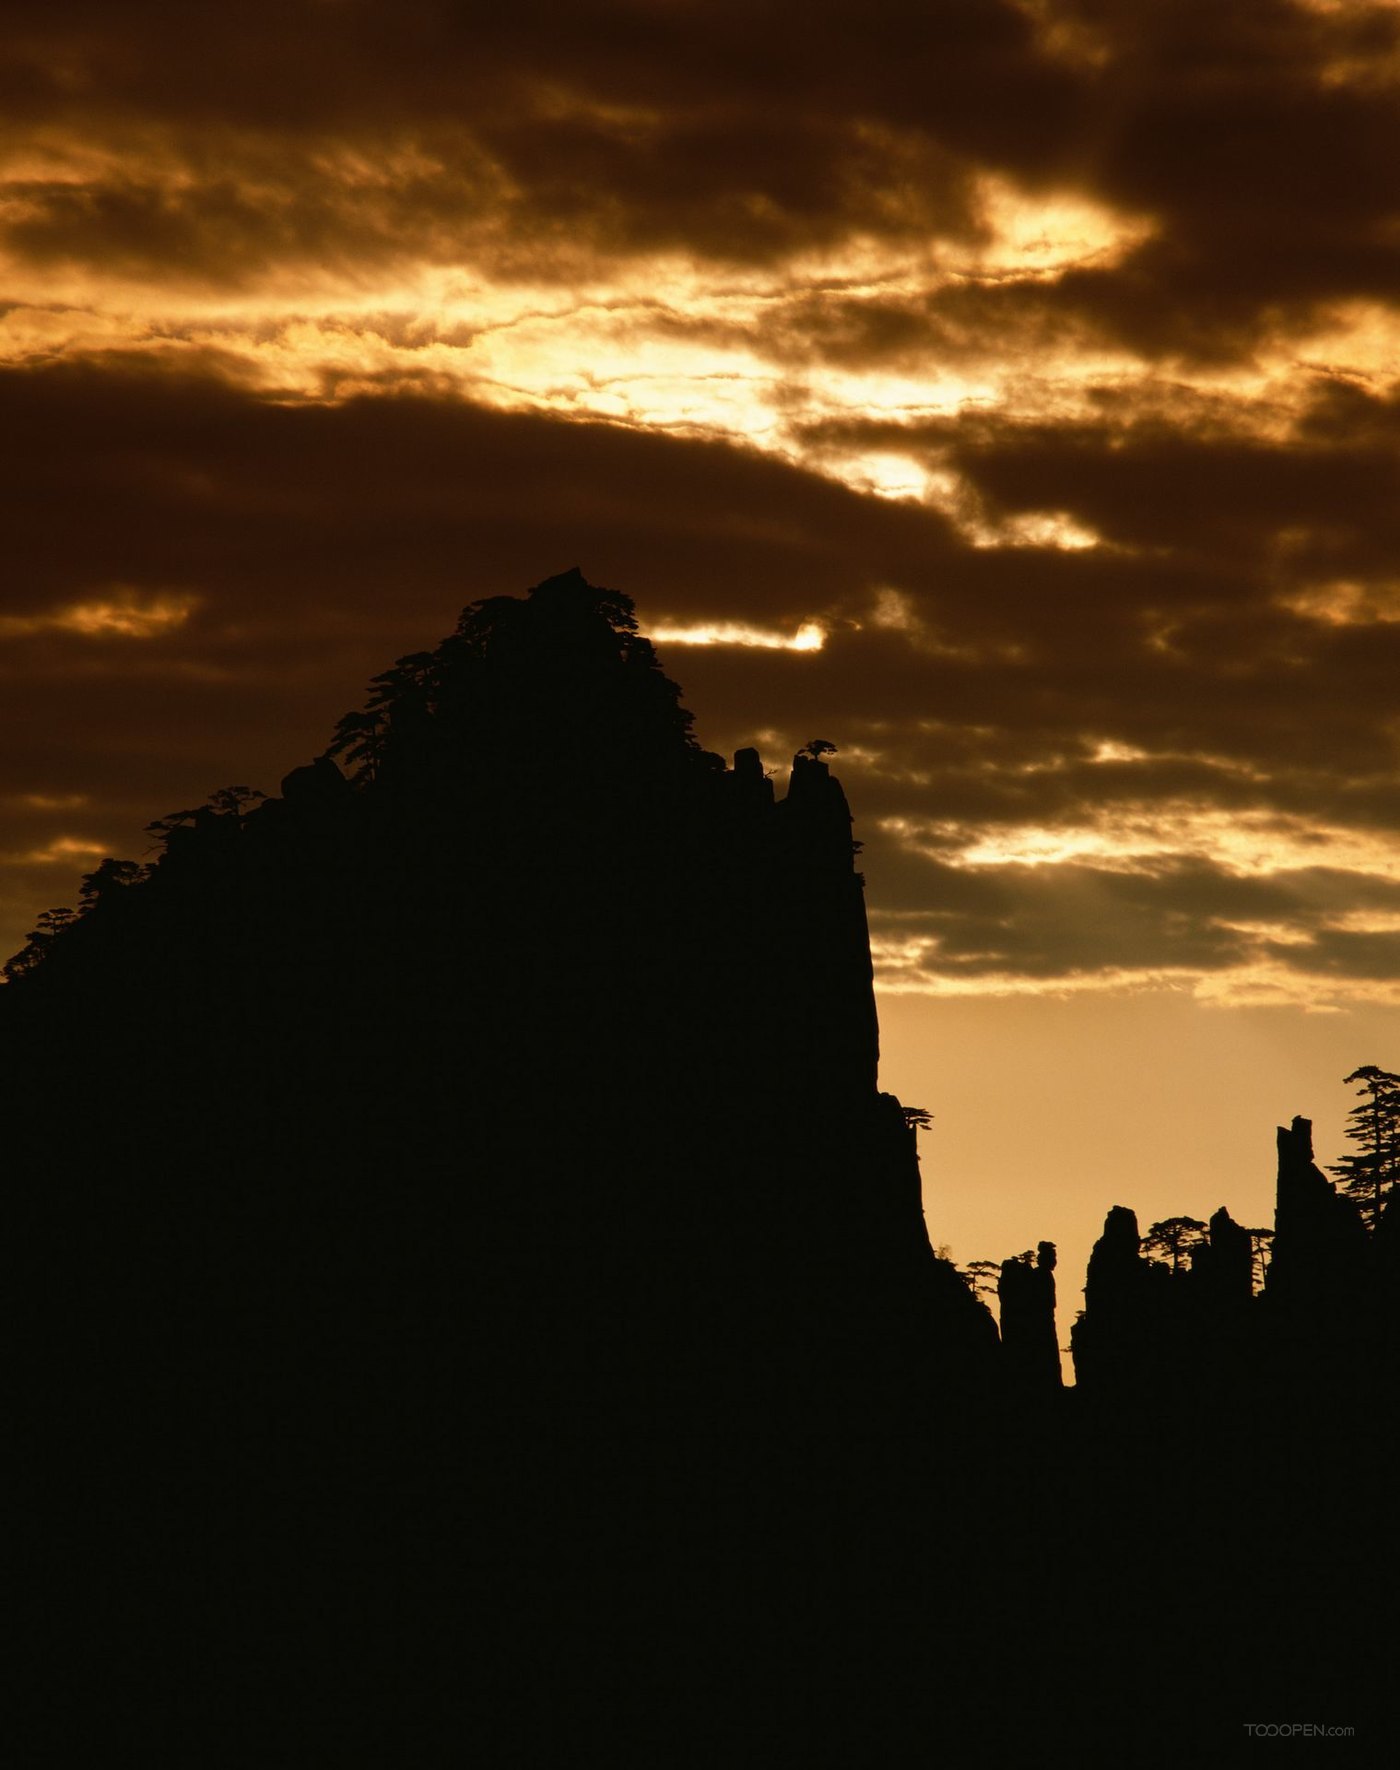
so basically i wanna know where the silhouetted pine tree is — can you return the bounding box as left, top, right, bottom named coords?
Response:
left=1330, top=1064, right=1400, bottom=1229
left=1142, top=1215, right=1209, bottom=1274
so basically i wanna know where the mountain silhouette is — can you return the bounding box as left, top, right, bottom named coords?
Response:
left=11, top=570, right=1003, bottom=1755
left=9, top=570, right=1393, bottom=1758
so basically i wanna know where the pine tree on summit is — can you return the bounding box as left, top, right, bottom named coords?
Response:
left=1330, top=1064, right=1400, bottom=1229
left=1142, top=1216, right=1209, bottom=1275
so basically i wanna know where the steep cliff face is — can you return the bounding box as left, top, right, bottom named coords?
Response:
left=8, top=571, right=995, bottom=1534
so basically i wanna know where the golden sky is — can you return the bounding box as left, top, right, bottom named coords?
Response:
left=5, top=1, right=1400, bottom=1306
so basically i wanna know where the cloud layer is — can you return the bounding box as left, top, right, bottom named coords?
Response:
left=4, top=1, right=1400, bottom=1006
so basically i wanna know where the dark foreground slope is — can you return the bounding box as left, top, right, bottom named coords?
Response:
left=9, top=571, right=1391, bottom=1760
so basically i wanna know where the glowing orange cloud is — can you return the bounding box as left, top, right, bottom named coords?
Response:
left=0, top=592, right=196, bottom=641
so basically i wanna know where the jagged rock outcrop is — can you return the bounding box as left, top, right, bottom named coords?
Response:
left=1070, top=1205, right=1158, bottom=1392
left=997, top=1241, right=1061, bottom=1396
left=1072, top=1203, right=1253, bottom=1398
left=1072, top=1118, right=1400, bottom=1412
left=1267, top=1115, right=1368, bottom=1310
left=1261, top=1114, right=1386, bottom=1403
left=1192, top=1206, right=1254, bottom=1312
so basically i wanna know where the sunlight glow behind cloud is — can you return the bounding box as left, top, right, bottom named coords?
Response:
left=3, top=208, right=1397, bottom=534
left=887, top=808, right=1400, bottom=881
left=652, top=621, right=826, bottom=651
